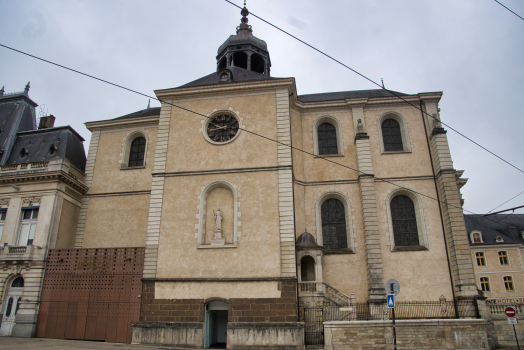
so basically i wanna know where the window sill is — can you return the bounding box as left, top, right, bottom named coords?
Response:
left=392, top=245, right=428, bottom=252
left=120, top=165, right=146, bottom=170
left=324, top=248, right=354, bottom=255
left=198, top=243, right=237, bottom=249
left=381, top=150, right=412, bottom=155
left=314, top=154, right=344, bottom=158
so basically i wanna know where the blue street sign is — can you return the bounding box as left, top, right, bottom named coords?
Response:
left=387, top=294, right=395, bottom=308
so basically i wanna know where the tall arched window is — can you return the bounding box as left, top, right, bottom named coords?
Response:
left=321, top=198, right=347, bottom=249
left=318, top=123, right=338, bottom=155
left=391, top=195, right=419, bottom=246
left=381, top=119, right=403, bottom=151
left=128, top=137, right=146, bottom=167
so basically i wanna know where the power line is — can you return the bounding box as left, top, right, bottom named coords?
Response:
left=223, top=0, right=524, bottom=176
left=494, top=0, right=524, bottom=21
left=0, top=43, right=517, bottom=230
left=486, top=190, right=524, bottom=214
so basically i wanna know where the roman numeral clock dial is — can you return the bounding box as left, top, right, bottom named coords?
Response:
left=206, top=114, right=240, bottom=143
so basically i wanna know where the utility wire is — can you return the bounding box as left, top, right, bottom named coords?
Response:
left=486, top=190, right=524, bottom=214
left=0, top=43, right=517, bottom=230
left=224, top=0, right=524, bottom=176
left=494, top=0, right=524, bottom=21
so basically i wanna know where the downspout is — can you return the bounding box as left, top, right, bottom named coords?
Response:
left=419, top=100, right=458, bottom=317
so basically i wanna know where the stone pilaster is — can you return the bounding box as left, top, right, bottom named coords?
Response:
left=276, top=89, right=296, bottom=277
left=74, top=129, right=100, bottom=248
left=143, top=100, right=172, bottom=279
left=423, top=100, right=478, bottom=300
left=352, top=106, right=386, bottom=302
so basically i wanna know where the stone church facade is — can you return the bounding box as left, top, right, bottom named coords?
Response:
left=73, top=6, right=487, bottom=349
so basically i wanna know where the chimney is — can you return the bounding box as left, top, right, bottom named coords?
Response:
left=38, top=115, right=56, bottom=129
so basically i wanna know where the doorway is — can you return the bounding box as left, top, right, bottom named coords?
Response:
left=204, top=301, right=228, bottom=349
left=0, top=276, right=24, bottom=336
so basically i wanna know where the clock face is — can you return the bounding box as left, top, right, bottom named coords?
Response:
left=207, top=114, right=240, bottom=143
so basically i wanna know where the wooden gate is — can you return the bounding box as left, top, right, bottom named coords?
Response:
left=35, top=248, right=144, bottom=343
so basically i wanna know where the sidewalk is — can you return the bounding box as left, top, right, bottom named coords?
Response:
left=0, top=337, right=198, bottom=350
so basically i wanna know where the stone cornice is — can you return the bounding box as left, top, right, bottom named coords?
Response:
left=291, top=92, right=443, bottom=113
left=0, top=171, right=89, bottom=194
left=155, top=78, right=297, bottom=101
left=85, top=115, right=159, bottom=131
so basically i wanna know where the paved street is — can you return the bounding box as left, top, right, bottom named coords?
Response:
left=0, top=337, right=197, bottom=350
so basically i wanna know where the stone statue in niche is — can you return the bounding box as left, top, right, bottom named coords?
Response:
left=357, top=119, right=364, bottom=133
left=432, top=113, right=441, bottom=128
left=212, top=208, right=225, bottom=245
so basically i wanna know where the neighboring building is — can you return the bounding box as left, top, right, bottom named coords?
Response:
left=0, top=84, right=87, bottom=337
left=68, top=6, right=484, bottom=349
left=466, top=214, right=524, bottom=300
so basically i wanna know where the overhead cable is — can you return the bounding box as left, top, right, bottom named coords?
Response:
left=0, top=43, right=518, bottom=230
left=223, top=0, right=524, bottom=176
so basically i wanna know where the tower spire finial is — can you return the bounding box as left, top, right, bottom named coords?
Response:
left=24, top=82, right=30, bottom=94
left=236, top=2, right=252, bottom=35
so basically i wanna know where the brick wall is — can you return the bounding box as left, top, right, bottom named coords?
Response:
left=139, top=279, right=298, bottom=323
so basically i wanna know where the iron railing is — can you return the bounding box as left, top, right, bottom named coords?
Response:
left=314, top=299, right=479, bottom=321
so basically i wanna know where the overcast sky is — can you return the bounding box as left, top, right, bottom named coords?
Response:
left=1, top=0, right=523, bottom=216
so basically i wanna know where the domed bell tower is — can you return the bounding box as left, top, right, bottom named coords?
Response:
left=216, top=6, right=271, bottom=75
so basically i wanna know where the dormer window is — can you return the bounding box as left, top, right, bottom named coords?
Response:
left=496, top=236, right=504, bottom=243
left=470, top=231, right=483, bottom=244
left=49, top=144, right=57, bottom=155
left=19, top=148, right=28, bottom=158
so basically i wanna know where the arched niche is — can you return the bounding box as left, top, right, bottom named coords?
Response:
left=300, top=256, right=316, bottom=282
left=197, top=181, right=239, bottom=248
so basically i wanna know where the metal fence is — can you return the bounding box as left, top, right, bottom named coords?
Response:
left=320, top=299, right=479, bottom=321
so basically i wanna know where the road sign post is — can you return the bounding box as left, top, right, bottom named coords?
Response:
left=505, top=306, right=520, bottom=350
left=386, top=280, right=400, bottom=350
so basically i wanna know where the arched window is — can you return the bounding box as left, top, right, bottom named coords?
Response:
left=251, top=53, right=265, bottom=74
left=300, top=256, right=316, bottom=282
left=232, top=52, right=248, bottom=69
left=218, top=57, right=227, bottom=69
left=11, top=277, right=24, bottom=287
left=128, top=137, right=146, bottom=167
left=318, top=123, right=338, bottom=155
left=321, top=198, right=347, bottom=249
left=391, top=195, right=419, bottom=246
left=382, top=119, right=403, bottom=151
left=473, top=232, right=481, bottom=243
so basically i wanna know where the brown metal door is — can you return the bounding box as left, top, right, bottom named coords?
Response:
left=36, top=248, right=145, bottom=343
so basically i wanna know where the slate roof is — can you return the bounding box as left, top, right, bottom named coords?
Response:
left=113, top=107, right=161, bottom=120
left=217, top=33, right=268, bottom=55
left=0, top=92, right=38, bottom=163
left=296, top=230, right=322, bottom=249
left=178, top=66, right=277, bottom=89
left=297, top=89, right=408, bottom=103
left=6, top=126, right=87, bottom=172
left=464, top=214, right=524, bottom=246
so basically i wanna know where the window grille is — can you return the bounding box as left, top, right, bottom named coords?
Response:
left=480, top=277, right=490, bottom=292
left=128, top=137, right=146, bottom=167
left=382, top=119, right=403, bottom=151
left=498, top=251, right=509, bottom=266
left=391, top=195, right=419, bottom=246
left=504, top=276, right=515, bottom=292
left=476, top=252, right=486, bottom=267
left=321, top=198, right=347, bottom=249
left=317, top=123, right=338, bottom=155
